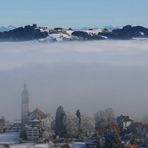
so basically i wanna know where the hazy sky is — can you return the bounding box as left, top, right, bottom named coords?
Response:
left=0, top=0, right=148, bottom=27
left=0, top=40, right=148, bottom=122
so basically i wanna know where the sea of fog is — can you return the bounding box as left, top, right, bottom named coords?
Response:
left=0, top=40, right=148, bottom=122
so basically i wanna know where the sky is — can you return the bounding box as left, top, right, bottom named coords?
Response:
left=0, top=0, right=148, bottom=28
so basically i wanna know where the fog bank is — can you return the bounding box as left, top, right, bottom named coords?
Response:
left=0, top=40, right=148, bottom=121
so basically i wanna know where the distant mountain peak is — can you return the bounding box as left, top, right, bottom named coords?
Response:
left=0, top=25, right=16, bottom=32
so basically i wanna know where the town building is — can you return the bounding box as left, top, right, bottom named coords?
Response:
left=117, top=115, right=133, bottom=131
left=26, top=126, right=40, bottom=141
left=21, top=84, right=29, bottom=126
left=26, top=108, right=49, bottom=141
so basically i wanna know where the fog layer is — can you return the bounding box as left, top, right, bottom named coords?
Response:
left=0, top=40, right=148, bottom=121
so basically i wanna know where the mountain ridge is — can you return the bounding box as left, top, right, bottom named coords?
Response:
left=0, top=24, right=148, bottom=42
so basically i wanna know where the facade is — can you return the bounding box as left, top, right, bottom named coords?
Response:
left=21, top=84, right=29, bottom=126
left=123, top=120, right=132, bottom=130
left=26, top=108, right=48, bottom=141
left=117, top=115, right=133, bottom=131
left=26, top=126, right=40, bottom=141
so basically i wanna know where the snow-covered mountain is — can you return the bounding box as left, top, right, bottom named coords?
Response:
left=0, top=26, right=16, bottom=32
left=38, top=29, right=77, bottom=42
left=0, top=24, right=148, bottom=42
left=0, top=25, right=120, bottom=42
left=38, top=28, right=103, bottom=42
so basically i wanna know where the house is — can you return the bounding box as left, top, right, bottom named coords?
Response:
left=26, top=126, right=40, bottom=141
left=123, top=118, right=133, bottom=130
left=25, top=108, right=48, bottom=141
left=117, top=115, right=133, bottom=131
left=6, top=122, right=22, bottom=133
left=29, top=108, right=47, bottom=121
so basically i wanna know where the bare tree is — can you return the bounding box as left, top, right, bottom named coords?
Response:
left=65, top=112, right=79, bottom=137
left=81, top=114, right=95, bottom=137
left=65, top=112, right=95, bottom=138
left=95, top=108, right=114, bottom=129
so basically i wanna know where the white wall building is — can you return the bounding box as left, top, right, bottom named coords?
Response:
left=26, top=126, right=40, bottom=141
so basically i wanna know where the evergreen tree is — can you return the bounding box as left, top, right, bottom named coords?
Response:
left=76, top=109, right=81, bottom=137
left=55, top=106, right=67, bottom=137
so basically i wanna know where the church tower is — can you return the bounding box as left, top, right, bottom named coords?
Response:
left=21, top=84, right=29, bottom=125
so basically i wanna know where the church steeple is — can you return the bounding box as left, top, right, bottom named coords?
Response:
left=21, top=84, right=29, bottom=125
left=22, top=84, right=29, bottom=103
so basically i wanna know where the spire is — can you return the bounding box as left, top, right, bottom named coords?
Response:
left=22, top=83, right=29, bottom=97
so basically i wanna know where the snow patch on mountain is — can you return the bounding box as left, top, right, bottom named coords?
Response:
left=49, top=32, right=72, bottom=41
